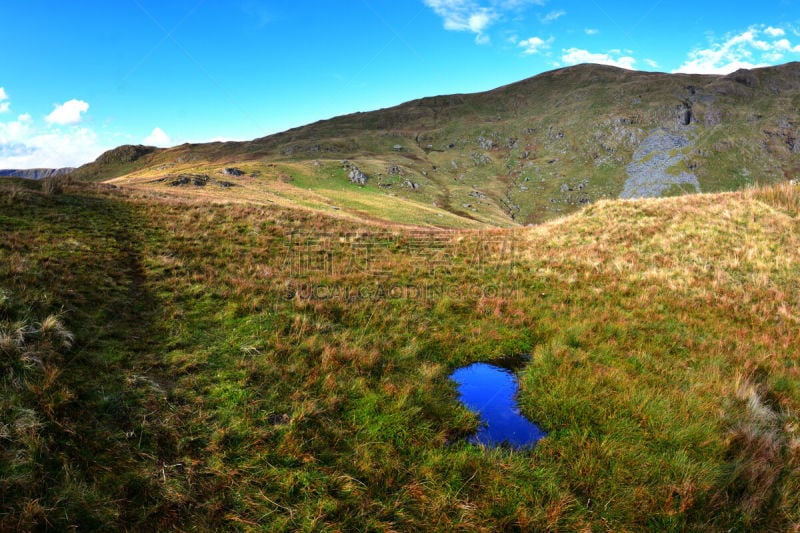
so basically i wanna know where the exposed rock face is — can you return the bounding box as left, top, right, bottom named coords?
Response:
left=679, top=102, right=693, bottom=126
left=0, top=168, right=74, bottom=180
left=223, top=167, right=245, bottom=176
left=620, top=129, right=701, bottom=199
left=402, top=179, right=420, bottom=190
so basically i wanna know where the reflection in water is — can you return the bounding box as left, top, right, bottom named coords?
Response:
left=450, top=362, right=545, bottom=449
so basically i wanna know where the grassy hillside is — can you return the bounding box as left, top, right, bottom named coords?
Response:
left=1, top=177, right=798, bottom=530
left=72, top=62, right=800, bottom=228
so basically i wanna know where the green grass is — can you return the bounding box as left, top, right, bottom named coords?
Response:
left=1, top=178, right=798, bottom=530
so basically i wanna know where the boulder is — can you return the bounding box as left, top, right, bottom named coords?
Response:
left=348, top=167, right=368, bottom=186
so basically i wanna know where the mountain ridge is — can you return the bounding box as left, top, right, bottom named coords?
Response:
left=0, top=168, right=74, bottom=180
left=73, top=62, right=800, bottom=227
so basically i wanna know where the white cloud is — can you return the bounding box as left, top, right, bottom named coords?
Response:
left=765, top=26, right=785, bottom=37
left=0, top=113, right=107, bottom=168
left=45, top=99, right=90, bottom=126
left=774, top=38, right=800, bottom=52
left=518, top=36, right=552, bottom=55
left=143, top=127, right=172, bottom=147
left=0, top=114, right=34, bottom=145
left=424, top=0, right=494, bottom=40
left=674, top=25, right=800, bottom=74
left=0, top=88, right=9, bottom=114
left=1, top=97, right=108, bottom=168
left=644, top=58, right=660, bottom=69
left=423, top=0, right=544, bottom=44
left=561, top=48, right=637, bottom=70
left=539, top=10, right=565, bottom=24
left=585, top=28, right=599, bottom=36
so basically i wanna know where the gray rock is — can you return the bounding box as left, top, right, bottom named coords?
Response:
left=620, top=129, right=700, bottom=199
left=477, top=136, right=494, bottom=150
left=471, top=152, right=492, bottom=166
left=348, top=168, right=368, bottom=186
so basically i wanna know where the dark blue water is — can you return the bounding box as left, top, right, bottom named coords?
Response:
left=450, top=362, right=545, bottom=449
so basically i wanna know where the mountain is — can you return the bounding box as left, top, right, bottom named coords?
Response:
left=72, top=62, right=800, bottom=227
left=0, top=167, right=74, bottom=180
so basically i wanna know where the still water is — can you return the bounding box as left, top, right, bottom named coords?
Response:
left=450, top=362, right=545, bottom=449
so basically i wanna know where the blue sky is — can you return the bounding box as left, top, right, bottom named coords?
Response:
left=1, top=0, right=799, bottom=168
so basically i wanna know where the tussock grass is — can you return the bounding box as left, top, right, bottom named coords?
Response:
left=0, top=180, right=798, bottom=530
left=749, top=180, right=800, bottom=218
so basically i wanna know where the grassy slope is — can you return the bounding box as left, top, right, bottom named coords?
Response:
left=1, top=177, right=798, bottom=530
left=73, top=63, right=800, bottom=229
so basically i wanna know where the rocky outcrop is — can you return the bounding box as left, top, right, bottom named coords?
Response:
left=477, top=136, right=495, bottom=150
left=402, top=179, right=420, bottom=190
left=726, top=68, right=759, bottom=88
left=471, top=152, right=492, bottom=166
left=223, top=167, right=245, bottom=176
left=0, top=168, right=74, bottom=180
left=95, top=145, right=157, bottom=165
left=345, top=164, right=368, bottom=186
left=763, top=128, right=800, bottom=154
left=151, top=174, right=236, bottom=188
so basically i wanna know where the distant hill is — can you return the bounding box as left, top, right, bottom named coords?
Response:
left=0, top=168, right=74, bottom=180
left=73, top=62, right=800, bottom=227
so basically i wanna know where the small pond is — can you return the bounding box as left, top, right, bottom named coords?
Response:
left=450, top=361, right=545, bottom=449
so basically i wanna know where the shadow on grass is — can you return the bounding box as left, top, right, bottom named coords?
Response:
left=0, top=183, right=190, bottom=530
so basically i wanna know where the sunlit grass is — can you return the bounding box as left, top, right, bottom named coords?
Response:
left=0, top=177, right=798, bottom=530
